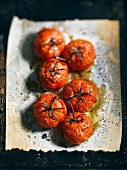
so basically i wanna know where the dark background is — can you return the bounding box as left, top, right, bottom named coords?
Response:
left=0, top=0, right=127, bottom=169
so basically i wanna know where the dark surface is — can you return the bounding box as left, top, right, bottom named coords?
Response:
left=0, top=0, right=127, bottom=169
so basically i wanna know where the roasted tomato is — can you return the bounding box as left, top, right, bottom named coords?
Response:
left=34, top=93, right=67, bottom=128
left=61, top=112, right=93, bottom=144
left=39, top=59, right=68, bottom=90
left=63, top=79, right=98, bottom=112
left=62, top=39, right=96, bottom=70
left=34, top=28, right=65, bottom=60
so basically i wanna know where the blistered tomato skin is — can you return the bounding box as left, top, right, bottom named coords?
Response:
left=63, top=79, right=98, bottom=112
left=61, top=112, right=93, bottom=144
left=34, top=28, right=65, bottom=60
left=39, top=59, right=68, bottom=90
left=34, top=93, right=67, bottom=128
left=62, top=39, right=96, bottom=70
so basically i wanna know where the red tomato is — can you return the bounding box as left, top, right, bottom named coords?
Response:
left=63, top=79, right=98, bottom=112
left=39, top=59, right=68, bottom=90
left=34, top=93, right=67, bottom=128
left=62, top=39, right=96, bottom=70
left=61, top=112, right=93, bottom=144
left=34, top=28, right=65, bottom=60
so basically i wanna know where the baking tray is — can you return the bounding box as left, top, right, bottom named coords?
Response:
left=0, top=0, right=127, bottom=169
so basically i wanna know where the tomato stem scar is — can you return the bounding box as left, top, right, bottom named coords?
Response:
left=63, top=84, right=93, bottom=110
left=66, top=46, right=84, bottom=63
left=46, top=59, right=66, bottom=81
left=40, top=96, right=65, bottom=120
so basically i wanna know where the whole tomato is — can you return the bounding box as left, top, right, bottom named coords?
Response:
left=34, top=28, right=65, bottom=60
left=39, top=59, right=68, bottom=90
left=62, top=39, right=96, bottom=70
left=61, top=112, right=93, bottom=144
left=63, top=79, right=98, bottom=112
left=34, top=93, right=67, bottom=128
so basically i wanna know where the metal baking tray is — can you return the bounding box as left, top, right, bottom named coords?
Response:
left=0, top=0, right=127, bottom=169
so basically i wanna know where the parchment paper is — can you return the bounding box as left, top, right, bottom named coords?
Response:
left=6, top=16, right=121, bottom=152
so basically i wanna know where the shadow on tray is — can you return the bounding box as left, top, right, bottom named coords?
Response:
left=21, top=103, right=48, bottom=132
left=20, top=33, right=75, bottom=147
left=50, top=125, right=77, bottom=148
left=20, top=33, right=47, bottom=132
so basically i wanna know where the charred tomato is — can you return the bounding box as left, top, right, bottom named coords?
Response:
left=63, top=79, right=98, bottom=112
left=61, top=112, right=93, bottom=144
left=34, top=93, right=67, bottom=128
left=39, top=59, right=68, bottom=90
left=34, top=28, right=65, bottom=60
left=62, top=39, right=96, bottom=70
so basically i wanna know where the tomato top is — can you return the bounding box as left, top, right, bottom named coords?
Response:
left=62, top=39, right=96, bottom=70
left=61, top=112, right=93, bottom=144
left=39, top=59, right=68, bottom=90
left=34, top=28, right=65, bottom=59
left=34, top=93, right=67, bottom=128
left=63, top=79, right=98, bottom=112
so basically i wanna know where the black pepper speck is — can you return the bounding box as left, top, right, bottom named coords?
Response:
left=41, top=133, right=47, bottom=139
